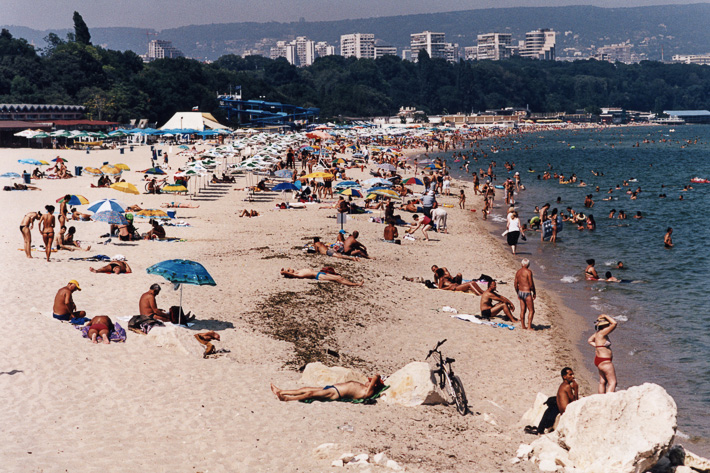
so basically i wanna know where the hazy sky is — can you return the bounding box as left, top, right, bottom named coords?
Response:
left=4, top=0, right=707, bottom=30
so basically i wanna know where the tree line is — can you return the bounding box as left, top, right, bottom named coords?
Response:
left=1, top=13, right=710, bottom=126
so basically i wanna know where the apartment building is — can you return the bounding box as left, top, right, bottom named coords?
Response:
left=145, top=40, right=184, bottom=61
left=374, top=45, right=397, bottom=59
left=519, top=28, right=556, bottom=60
left=476, top=33, right=513, bottom=60
left=340, top=33, right=375, bottom=59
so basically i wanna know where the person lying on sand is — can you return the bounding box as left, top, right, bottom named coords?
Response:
left=162, top=202, right=200, bottom=208
left=90, top=261, right=132, bottom=274
left=313, top=237, right=359, bottom=261
left=280, top=267, right=363, bottom=286
left=71, top=208, right=91, bottom=221
left=6, top=182, right=42, bottom=191
left=87, top=315, right=113, bottom=344
left=271, top=374, right=383, bottom=402
left=239, top=209, right=259, bottom=217
left=434, top=268, right=484, bottom=294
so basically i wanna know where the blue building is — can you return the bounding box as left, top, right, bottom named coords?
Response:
left=218, top=92, right=319, bottom=128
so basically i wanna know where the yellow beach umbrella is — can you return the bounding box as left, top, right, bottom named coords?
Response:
left=110, top=182, right=140, bottom=195
left=162, top=184, right=188, bottom=193
left=371, top=189, right=401, bottom=199
left=114, top=163, right=130, bottom=171
left=303, top=172, right=334, bottom=179
left=84, top=167, right=102, bottom=175
left=101, top=164, right=121, bottom=175
left=136, top=209, right=170, bottom=219
left=39, top=160, right=50, bottom=165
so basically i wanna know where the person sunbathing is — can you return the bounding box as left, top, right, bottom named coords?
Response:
left=87, top=315, right=113, bottom=344
left=144, top=219, right=166, bottom=240
left=161, top=202, right=200, bottom=208
left=435, top=268, right=483, bottom=294
left=125, top=205, right=144, bottom=212
left=280, top=267, right=363, bottom=286
left=55, top=226, right=90, bottom=251
left=9, top=182, right=41, bottom=191
left=239, top=209, right=259, bottom=217
left=71, top=208, right=91, bottom=221
left=271, top=374, right=383, bottom=402
left=313, top=237, right=359, bottom=261
left=90, top=261, right=132, bottom=274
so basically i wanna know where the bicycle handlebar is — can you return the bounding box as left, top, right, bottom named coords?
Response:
left=426, top=339, right=447, bottom=359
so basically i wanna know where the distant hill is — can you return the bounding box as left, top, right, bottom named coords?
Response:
left=4, top=4, right=710, bottom=60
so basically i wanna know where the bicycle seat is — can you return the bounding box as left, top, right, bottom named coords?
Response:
left=445, top=357, right=456, bottom=364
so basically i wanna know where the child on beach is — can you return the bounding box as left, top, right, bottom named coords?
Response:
left=458, top=189, right=466, bottom=209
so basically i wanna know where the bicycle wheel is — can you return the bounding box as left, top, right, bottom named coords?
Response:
left=448, top=375, right=468, bottom=416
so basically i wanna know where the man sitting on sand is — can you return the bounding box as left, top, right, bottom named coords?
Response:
left=313, top=237, right=359, bottom=261
left=271, top=374, right=383, bottom=402
left=280, top=267, right=364, bottom=286
left=343, top=231, right=373, bottom=259
left=90, top=260, right=132, bottom=274
left=383, top=222, right=400, bottom=244
left=53, top=280, right=86, bottom=321
left=55, top=226, right=91, bottom=251
left=480, top=280, right=518, bottom=322
left=139, top=283, right=169, bottom=321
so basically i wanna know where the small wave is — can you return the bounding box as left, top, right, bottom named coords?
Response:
left=613, top=315, right=628, bottom=322
left=675, top=430, right=690, bottom=440
left=490, top=214, right=507, bottom=223
left=561, top=275, right=578, bottom=283
left=603, top=260, right=617, bottom=267
left=590, top=296, right=600, bottom=300
left=591, top=303, right=608, bottom=312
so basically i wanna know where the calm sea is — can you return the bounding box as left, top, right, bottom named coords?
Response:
left=443, top=125, right=710, bottom=450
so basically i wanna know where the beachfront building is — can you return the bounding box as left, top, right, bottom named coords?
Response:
left=410, top=31, right=458, bottom=62
left=663, top=110, right=710, bottom=124
left=0, top=104, right=84, bottom=121
left=374, top=44, right=397, bottom=59
left=519, top=29, right=556, bottom=60
left=476, top=33, right=513, bottom=61
left=672, top=54, right=710, bottom=65
left=340, top=33, right=375, bottom=59
left=145, top=39, right=184, bottom=61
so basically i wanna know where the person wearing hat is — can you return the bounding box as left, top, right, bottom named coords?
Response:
left=52, top=280, right=86, bottom=321
left=117, top=213, right=138, bottom=241
left=587, top=315, right=618, bottom=393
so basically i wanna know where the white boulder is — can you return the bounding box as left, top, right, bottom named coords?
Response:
left=145, top=325, right=205, bottom=357
left=373, top=452, right=389, bottom=465
left=381, top=362, right=446, bottom=407
left=300, top=363, right=368, bottom=386
left=312, top=443, right=339, bottom=460
left=520, top=392, right=552, bottom=427
left=556, top=383, right=677, bottom=473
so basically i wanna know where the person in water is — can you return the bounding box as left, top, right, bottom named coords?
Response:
left=587, top=314, right=618, bottom=393
left=585, top=259, right=599, bottom=280
left=664, top=227, right=673, bottom=248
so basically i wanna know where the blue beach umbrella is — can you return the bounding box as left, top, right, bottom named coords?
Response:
left=146, top=259, right=216, bottom=324
left=143, top=167, right=166, bottom=175
left=0, top=172, right=21, bottom=178
left=90, top=210, right=128, bottom=225
left=272, top=182, right=299, bottom=191
left=18, top=159, right=42, bottom=165
left=274, top=169, right=294, bottom=178
left=334, top=180, right=360, bottom=189
left=362, top=178, right=392, bottom=187
left=87, top=198, right=126, bottom=214
left=339, top=188, right=363, bottom=197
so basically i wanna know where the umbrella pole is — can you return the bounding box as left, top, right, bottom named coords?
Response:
left=179, top=284, right=183, bottom=326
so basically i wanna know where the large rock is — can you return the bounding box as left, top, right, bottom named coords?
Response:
left=300, top=362, right=368, bottom=386
left=381, top=362, right=446, bottom=407
left=146, top=324, right=205, bottom=357
left=556, top=383, right=677, bottom=473
left=520, top=392, right=552, bottom=427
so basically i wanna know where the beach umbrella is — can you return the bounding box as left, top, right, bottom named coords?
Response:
left=135, top=209, right=171, bottom=219
left=114, top=163, right=130, bottom=171
left=303, top=172, right=334, bottom=179
left=87, top=198, right=127, bottom=213
left=56, top=194, right=89, bottom=205
left=146, top=259, right=216, bottom=325
left=18, top=158, right=43, bottom=165
left=334, top=180, right=360, bottom=189
left=272, top=182, right=299, bottom=191
left=0, top=172, right=21, bottom=178
left=404, top=177, right=424, bottom=186
left=274, top=169, right=293, bottom=178
left=378, top=163, right=397, bottom=172
left=371, top=189, right=400, bottom=199
left=162, top=184, right=188, bottom=193
left=39, top=160, right=50, bottom=165
left=110, top=182, right=140, bottom=195
left=14, top=129, right=39, bottom=138
left=339, top=188, right=363, bottom=197
left=52, top=157, right=68, bottom=163
left=91, top=210, right=128, bottom=225
left=101, top=165, right=121, bottom=175
left=143, top=167, right=166, bottom=175
left=84, top=167, right=103, bottom=175
left=362, top=178, right=392, bottom=187
left=33, top=132, right=50, bottom=139
left=178, top=145, right=189, bottom=150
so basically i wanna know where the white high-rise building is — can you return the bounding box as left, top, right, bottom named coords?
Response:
left=374, top=45, right=397, bottom=59
left=410, top=31, right=451, bottom=62
left=520, top=29, right=556, bottom=60
left=294, top=36, right=315, bottom=66
left=270, top=41, right=297, bottom=65
left=146, top=40, right=184, bottom=60
left=340, top=33, right=375, bottom=59
left=476, top=33, right=513, bottom=61
left=315, top=42, right=336, bottom=58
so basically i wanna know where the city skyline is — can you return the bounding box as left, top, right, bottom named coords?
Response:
left=4, top=0, right=706, bottom=30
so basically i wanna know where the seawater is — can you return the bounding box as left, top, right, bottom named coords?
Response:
left=440, top=125, right=710, bottom=451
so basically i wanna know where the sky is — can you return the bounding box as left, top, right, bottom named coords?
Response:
left=4, top=0, right=707, bottom=30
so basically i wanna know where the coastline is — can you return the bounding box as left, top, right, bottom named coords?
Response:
left=0, top=137, right=655, bottom=472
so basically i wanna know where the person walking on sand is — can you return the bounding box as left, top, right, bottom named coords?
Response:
left=20, top=211, right=41, bottom=258
left=53, top=280, right=86, bottom=321
left=587, top=314, right=618, bottom=393
left=271, top=374, right=383, bottom=402
left=514, top=259, right=536, bottom=330
left=38, top=205, right=56, bottom=262
left=664, top=227, right=673, bottom=248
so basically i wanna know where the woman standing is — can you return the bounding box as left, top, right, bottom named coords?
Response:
left=38, top=205, right=55, bottom=262
left=506, top=211, right=522, bottom=255
left=587, top=314, right=618, bottom=393
left=20, top=211, right=42, bottom=258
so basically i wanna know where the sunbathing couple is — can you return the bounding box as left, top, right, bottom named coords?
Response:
left=280, top=267, right=363, bottom=286
left=271, top=374, right=383, bottom=402
left=432, top=265, right=483, bottom=294
left=313, top=237, right=359, bottom=261
left=211, top=173, right=235, bottom=183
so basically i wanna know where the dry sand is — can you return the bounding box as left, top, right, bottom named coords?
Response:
left=0, top=143, right=593, bottom=472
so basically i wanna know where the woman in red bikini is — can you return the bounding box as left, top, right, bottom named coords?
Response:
left=587, top=314, right=618, bottom=393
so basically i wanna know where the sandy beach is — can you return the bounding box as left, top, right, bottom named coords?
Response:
left=0, top=141, right=595, bottom=472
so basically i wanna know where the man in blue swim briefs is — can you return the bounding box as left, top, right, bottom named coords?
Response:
left=52, top=280, right=86, bottom=321
left=271, top=375, right=383, bottom=402
left=280, top=268, right=364, bottom=286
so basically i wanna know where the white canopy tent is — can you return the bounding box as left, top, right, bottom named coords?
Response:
left=159, top=112, right=228, bottom=131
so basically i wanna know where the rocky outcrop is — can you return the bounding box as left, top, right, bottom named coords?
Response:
left=300, top=362, right=368, bottom=385
left=518, top=383, right=677, bottom=473
left=381, top=362, right=446, bottom=407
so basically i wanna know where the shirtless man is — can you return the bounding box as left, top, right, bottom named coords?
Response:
left=431, top=265, right=462, bottom=286
left=38, top=205, right=56, bottom=262
left=383, top=222, right=399, bottom=242
left=271, top=374, right=383, bottom=402
left=56, top=226, right=90, bottom=251
left=343, top=231, right=372, bottom=259
left=313, top=237, right=358, bottom=261
left=53, top=280, right=86, bottom=321
left=557, top=367, right=579, bottom=414
left=87, top=315, right=112, bottom=344
left=90, top=260, right=132, bottom=274
left=280, top=268, right=364, bottom=287
left=480, top=280, right=517, bottom=322
left=20, top=211, right=41, bottom=258
left=514, top=259, right=537, bottom=330
left=139, top=283, right=169, bottom=321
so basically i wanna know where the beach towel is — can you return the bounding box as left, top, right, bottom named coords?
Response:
left=68, top=254, right=111, bottom=262
left=77, top=322, right=127, bottom=342
left=450, top=313, right=515, bottom=330
left=153, top=238, right=187, bottom=242
left=299, top=385, right=390, bottom=404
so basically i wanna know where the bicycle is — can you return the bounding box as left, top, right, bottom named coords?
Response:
left=426, top=339, right=468, bottom=415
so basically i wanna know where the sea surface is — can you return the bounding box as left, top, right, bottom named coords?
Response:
left=441, top=125, right=710, bottom=451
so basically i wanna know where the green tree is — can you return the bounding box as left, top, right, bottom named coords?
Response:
left=73, top=11, right=92, bottom=45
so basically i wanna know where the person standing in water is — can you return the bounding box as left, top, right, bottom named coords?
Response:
left=664, top=227, right=673, bottom=248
